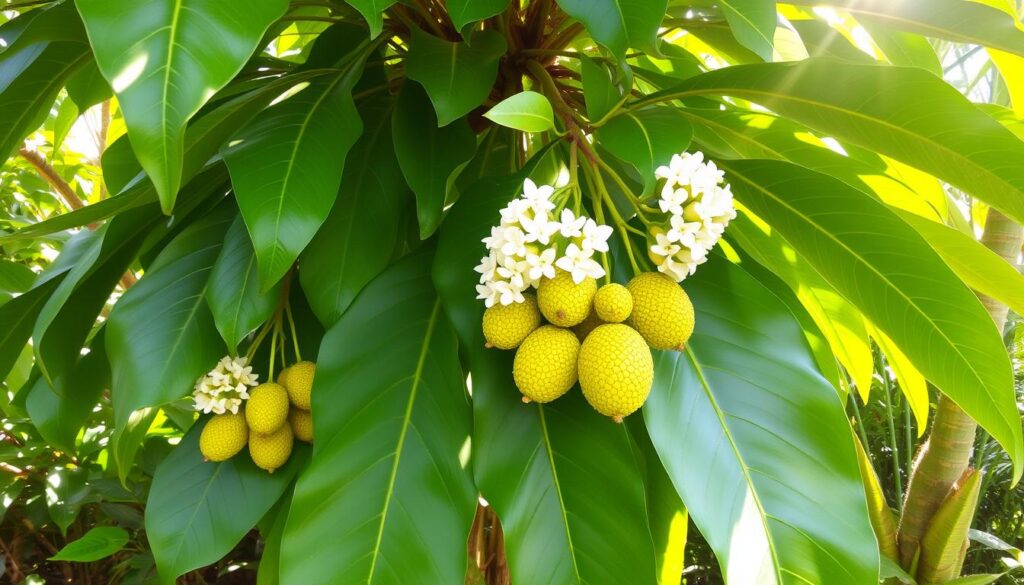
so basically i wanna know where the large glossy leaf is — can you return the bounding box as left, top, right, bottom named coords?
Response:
left=223, top=54, right=366, bottom=290
left=392, top=83, right=476, bottom=238
left=447, top=0, right=509, bottom=34
left=555, top=0, right=666, bottom=58
left=299, top=97, right=410, bottom=327
left=404, top=28, right=505, bottom=126
left=76, top=0, right=288, bottom=212
left=720, top=158, right=1023, bottom=478
left=598, top=107, right=692, bottom=195
left=433, top=173, right=659, bottom=585
left=718, top=0, right=777, bottom=61
left=647, top=59, right=1024, bottom=224
left=645, top=255, right=879, bottom=583
left=106, top=205, right=232, bottom=429
left=146, top=419, right=304, bottom=584
left=281, top=251, right=475, bottom=584
left=206, top=215, right=281, bottom=354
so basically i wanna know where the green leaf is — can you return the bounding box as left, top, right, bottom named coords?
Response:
left=50, top=526, right=128, bottom=562
left=879, top=556, right=916, bottom=584
left=146, top=419, right=304, bottom=584
left=433, top=172, right=659, bottom=585
left=629, top=421, right=687, bottom=585
left=598, top=107, right=692, bottom=195
left=299, top=97, right=410, bottom=327
left=943, top=575, right=1004, bottom=585
left=404, top=28, right=505, bottom=126
left=555, top=0, right=666, bottom=58
left=718, top=0, right=777, bottom=61
left=644, top=256, right=879, bottom=584
left=720, top=158, right=1022, bottom=480
left=281, top=251, right=476, bottom=584
left=581, top=56, right=632, bottom=122
left=447, top=0, right=509, bottom=34
left=0, top=260, right=35, bottom=293
left=392, top=83, right=476, bottom=238
left=0, top=277, right=60, bottom=382
left=256, top=488, right=293, bottom=585
left=223, top=55, right=367, bottom=290
left=45, top=466, right=89, bottom=535
left=484, top=91, right=555, bottom=133
left=649, top=59, right=1024, bottom=225
left=345, top=0, right=395, bottom=38
left=76, top=0, right=289, bottom=213
left=65, top=57, right=112, bottom=111
left=107, top=205, right=232, bottom=430
left=206, top=215, right=281, bottom=354
left=919, top=469, right=982, bottom=583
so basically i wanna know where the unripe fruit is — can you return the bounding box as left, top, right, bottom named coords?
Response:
left=290, top=408, right=313, bottom=443
left=627, top=272, right=694, bottom=350
left=593, top=283, right=632, bottom=323
left=280, top=361, right=315, bottom=410
left=513, top=325, right=580, bottom=403
left=578, top=324, right=654, bottom=422
left=199, top=413, right=248, bottom=461
left=482, top=294, right=541, bottom=349
left=245, top=383, right=290, bottom=434
left=249, top=424, right=293, bottom=473
left=537, top=270, right=596, bottom=327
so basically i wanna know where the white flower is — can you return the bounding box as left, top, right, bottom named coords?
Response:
left=522, top=210, right=559, bottom=245
left=557, top=208, right=586, bottom=239
left=657, top=255, right=692, bottom=282
left=659, top=187, right=690, bottom=217
left=476, top=282, right=500, bottom=307
left=474, top=253, right=499, bottom=283
left=499, top=226, right=528, bottom=258
left=581, top=219, right=613, bottom=253
left=522, top=178, right=556, bottom=213
left=493, top=279, right=526, bottom=305
left=650, top=232, right=681, bottom=259
left=193, top=355, right=261, bottom=413
left=525, top=247, right=557, bottom=282
left=555, top=243, right=606, bottom=284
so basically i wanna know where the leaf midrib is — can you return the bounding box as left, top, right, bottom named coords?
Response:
left=537, top=405, right=582, bottom=583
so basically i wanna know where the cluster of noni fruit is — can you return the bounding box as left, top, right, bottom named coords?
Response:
left=194, top=358, right=316, bottom=472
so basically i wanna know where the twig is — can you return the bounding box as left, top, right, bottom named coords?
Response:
left=18, top=147, right=86, bottom=211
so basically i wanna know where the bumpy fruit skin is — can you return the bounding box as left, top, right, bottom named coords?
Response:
left=513, top=325, right=580, bottom=403
left=594, top=283, right=633, bottom=323
left=572, top=310, right=604, bottom=342
left=249, top=424, right=294, bottom=473
left=578, top=324, right=654, bottom=421
left=537, top=271, right=597, bottom=327
left=281, top=361, right=315, bottom=410
left=290, top=408, right=313, bottom=443
left=199, top=413, right=248, bottom=461
left=245, top=383, right=290, bottom=434
left=627, top=272, right=694, bottom=350
left=482, top=294, right=541, bottom=349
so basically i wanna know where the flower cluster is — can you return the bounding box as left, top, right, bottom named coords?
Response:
left=648, top=152, right=737, bottom=281
left=475, top=179, right=613, bottom=307
left=192, top=356, right=260, bottom=415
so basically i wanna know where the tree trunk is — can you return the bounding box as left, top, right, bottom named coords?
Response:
left=897, top=208, right=1022, bottom=569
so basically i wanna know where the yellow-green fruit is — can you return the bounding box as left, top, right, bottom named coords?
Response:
left=249, top=424, right=294, bottom=473
left=537, top=270, right=597, bottom=327
left=245, top=383, right=290, bottom=434
left=482, top=294, right=541, bottom=349
left=199, top=413, right=248, bottom=462
left=512, top=325, right=580, bottom=403
left=578, top=324, right=654, bottom=422
left=281, top=361, right=315, bottom=410
left=593, top=283, right=633, bottom=323
left=627, top=272, right=695, bottom=350
left=573, top=310, right=604, bottom=342
left=290, top=408, right=313, bottom=443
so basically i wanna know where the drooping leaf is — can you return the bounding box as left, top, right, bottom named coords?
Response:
left=644, top=256, right=879, bottom=584
left=392, top=83, right=476, bottom=238
left=146, top=419, right=304, bottom=584
left=345, top=0, right=396, bottom=38
left=404, top=28, right=505, bottom=126
left=721, top=158, right=1022, bottom=479
left=50, top=526, right=129, bottom=562
left=718, top=0, right=777, bottom=61
left=76, top=0, right=289, bottom=212
left=281, top=250, right=476, bottom=584
left=484, top=91, right=555, bottom=133
left=206, top=215, right=281, bottom=354
left=598, top=107, right=692, bottom=194
left=555, top=0, right=667, bottom=58
left=447, top=0, right=509, bottom=34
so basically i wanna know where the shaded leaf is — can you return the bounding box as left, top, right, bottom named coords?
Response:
left=50, top=526, right=128, bottom=562
left=598, top=107, right=692, bottom=194
left=346, top=0, right=396, bottom=38
left=447, top=0, right=509, bottom=34
left=555, top=0, right=666, bottom=58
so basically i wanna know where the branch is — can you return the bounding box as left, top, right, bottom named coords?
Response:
left=18, top=147, right=86, bottom=211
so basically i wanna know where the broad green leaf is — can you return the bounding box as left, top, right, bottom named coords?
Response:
left=65, top=57, right=111, bottom=111
left=719, top=0, right=777, bottom=61
left=282, top=251, right=476, bottom=584
left=0, top=260, right=35, bottom=293
left=0, top=1, right=86, bottom=52
left=50, top=526, right=128, bottom=562
left=598, top=107, right=692, bottom=195
left=146, top=419, right=304, bottom=584
left=206, top=216, right=281, bottom=354
left=447, top=0, right=509, bottom=34
left=76, top=0, right=289, bottom=213
left=300, top=97, right=410, bottom=327
left=107, top=205, right=232, bottom=430
left=860, top=22, right=941, bottom=76
left=111, top=407, right=158, bottom=485
left=223, top=56, right=367, bottom=290
left=556, top=0, right=666, bottom=58
left=433, top=173, right=659, bottom=585
left=581, top=55, right=632, bottom=122
left=484, top=91, right=555, bottom=133
left=404, top=28, right=505, bottom=126
left=256, top=488, right=293, bottom=585
left=346, top=0, right=395, bottom=38
left=392, top=83, right=476, bottom=238
left=720, top=158, right=1022, bottom=480
left=647, top=59, right=1024, bottom=225
left=0, top=277, right=60, bottom=382
left=870, top=325, right=928, bottom=436
left=644, top=256, right=879, bottom=584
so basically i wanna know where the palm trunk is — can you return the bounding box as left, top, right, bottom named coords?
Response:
left=897, top=208, right=1023, bottom=569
